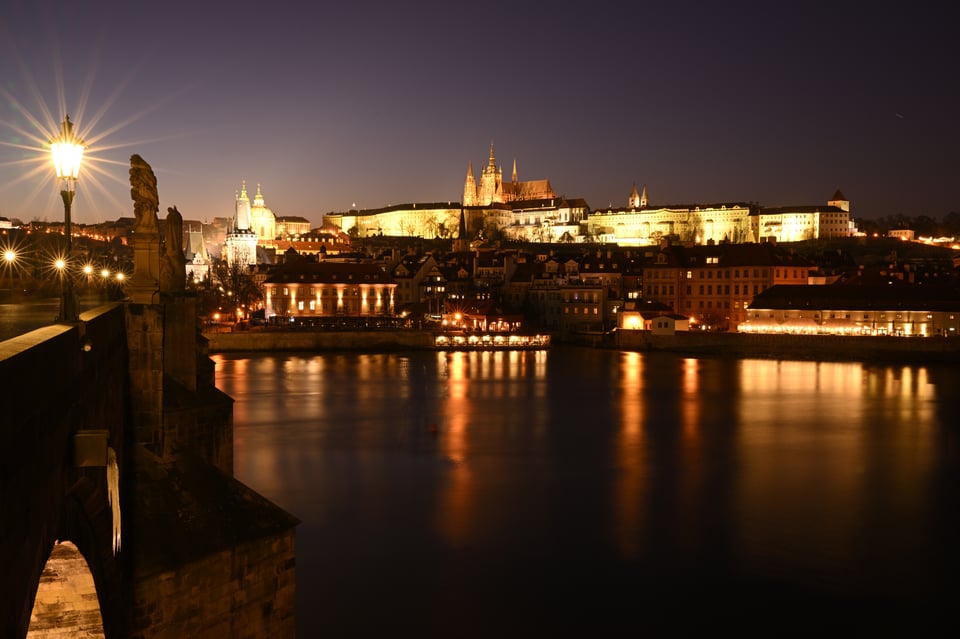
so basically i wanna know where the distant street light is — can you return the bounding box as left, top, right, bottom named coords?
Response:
left=50, top=115, right=85, bottom=322
left=2, top=248, right=16, bottom=302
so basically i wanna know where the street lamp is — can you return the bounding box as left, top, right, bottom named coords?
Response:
left=50, top=115, right=85, bottom=322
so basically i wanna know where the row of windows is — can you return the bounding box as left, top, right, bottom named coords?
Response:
left=646, top=284, right=763, bottom=296
left=275, top=286, right=392, bottom=297
left=646, top=268, right=774, bottom=280
left=685, top=300, right=733, bottom=309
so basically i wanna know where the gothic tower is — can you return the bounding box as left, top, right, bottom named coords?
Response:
left=463, top=161, right=478, bottom=207
left=478, top=143, right=503, bottom=205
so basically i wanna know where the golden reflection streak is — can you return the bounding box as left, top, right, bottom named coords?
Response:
left=732, top=359, right=941, bottom=586
left=676, top=357, right=704, bottom=557
left=614, top=351, right=646, bottom=559
left=681, top=357, right=700, bottom=442
left=436, top=352, right=472, bottom=546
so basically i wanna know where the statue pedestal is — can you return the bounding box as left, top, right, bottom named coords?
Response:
left=128, top=233, right=161, bottom=305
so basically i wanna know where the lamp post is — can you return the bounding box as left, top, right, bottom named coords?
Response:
left=50, top=115, right=85, bottom=322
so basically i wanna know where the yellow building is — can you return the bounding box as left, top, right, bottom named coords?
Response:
left=589, top=187, right=856, bottom=246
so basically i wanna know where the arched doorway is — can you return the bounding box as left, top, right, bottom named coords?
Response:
left=27, top=541, right=105, bottom=638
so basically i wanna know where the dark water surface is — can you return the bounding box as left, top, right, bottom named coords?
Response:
left=215, top=348, right=958, bottom=636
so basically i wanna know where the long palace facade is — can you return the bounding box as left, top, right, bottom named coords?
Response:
left=322, top=146, right=857, bottom=246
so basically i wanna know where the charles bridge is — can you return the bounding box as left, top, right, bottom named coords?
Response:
left=1, top=156, right=298, bottom=638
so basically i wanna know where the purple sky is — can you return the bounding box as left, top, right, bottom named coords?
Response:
left=1, top=1, right=957, bottom=227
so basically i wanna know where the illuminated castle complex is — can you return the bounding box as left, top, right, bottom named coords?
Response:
left=463, top=143, right=555, bottom=206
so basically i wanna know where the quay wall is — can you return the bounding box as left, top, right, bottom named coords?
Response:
left=205, top=329, right=434, bottom=353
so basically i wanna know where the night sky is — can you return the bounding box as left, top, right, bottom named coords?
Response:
left=1, top=0, right=956, bottom=227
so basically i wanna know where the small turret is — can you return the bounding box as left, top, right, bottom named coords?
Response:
left=828, top=189, right=849, bottom=212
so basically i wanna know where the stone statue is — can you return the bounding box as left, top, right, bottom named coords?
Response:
left=160, top=206, right=187, bottom=293
left=129, top=154, right=159, bottom=234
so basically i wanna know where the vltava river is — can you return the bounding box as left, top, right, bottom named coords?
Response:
left=212, top=347, right=958, bottom=636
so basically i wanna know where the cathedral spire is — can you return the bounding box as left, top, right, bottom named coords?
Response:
left=512, top=158, right=517, bottom=184
left=487, top=141, right=496, bottom=169
left=463, top=161, right=478, bottom=206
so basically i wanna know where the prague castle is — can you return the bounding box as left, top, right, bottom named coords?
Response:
left=323, top=144, right=855, bottom=245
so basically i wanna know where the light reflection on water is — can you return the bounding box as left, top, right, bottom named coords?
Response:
left=214, top=347, right=957, bottom=636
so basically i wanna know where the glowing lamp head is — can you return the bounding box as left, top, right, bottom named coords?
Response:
left=51, top=115, right=85, bottom=181
left=3, top=250, right=15, bottom=264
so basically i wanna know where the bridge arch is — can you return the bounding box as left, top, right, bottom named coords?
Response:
left=27, top=541, right=104, bottom=637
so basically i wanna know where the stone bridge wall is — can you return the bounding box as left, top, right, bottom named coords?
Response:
left=1, top=303, right=131, bottom=638
left=2, top=302, right=297, bottom=638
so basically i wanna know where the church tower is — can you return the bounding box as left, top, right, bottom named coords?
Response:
left=463, top=161, right=478, bottom=207
left=629, top=184, right=640, bottom=209
left=225, top=181, right=258, bottom=267
left=235, top=181, right=251, bottom=231
left=478, top=142, right=503, bottom=205
left=640, top=184, right=648, bottom=208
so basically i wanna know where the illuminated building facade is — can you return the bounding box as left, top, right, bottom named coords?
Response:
left=754, top=191, right=855, bottom=242
left=741, top=284, right=960, bottom=336
left=324, top=203, right=466, bottom=239
left=263, top=259, right=396, bottom=321
left=498, top=197, right=589, bottom=243
left=588, top=188, right=856, bottom=246
left=587, top=190, right=755, bottom=246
